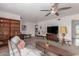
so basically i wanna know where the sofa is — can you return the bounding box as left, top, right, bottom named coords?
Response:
left=8, top=36, right=42, bottom=56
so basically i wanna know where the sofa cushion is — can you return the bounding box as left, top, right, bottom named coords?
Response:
left=11, top=36, right=21, bottom=49
left=11, top=36, right=20, bottom=44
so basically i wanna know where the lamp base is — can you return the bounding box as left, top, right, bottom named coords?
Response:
left=61, top=33, right=66, bottom=46
left=61, top=38, right=65, bottom=46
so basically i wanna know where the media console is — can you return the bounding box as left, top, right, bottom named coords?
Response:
left=46, top=33, right=59, bottom=42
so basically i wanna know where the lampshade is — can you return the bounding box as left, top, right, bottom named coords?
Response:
left=60, top=26, right=67, bottom=34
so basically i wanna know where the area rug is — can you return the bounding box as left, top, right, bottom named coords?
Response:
left=0, top=45, right=9, bottom=56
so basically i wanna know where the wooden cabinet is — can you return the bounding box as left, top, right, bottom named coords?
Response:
left=0, top=17, right=20, bottom=46
left=0, top=19, right=10, bottom=45
left=10, top=20, right=20, bottom=37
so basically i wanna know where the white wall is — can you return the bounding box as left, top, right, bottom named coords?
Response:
left=37, top=13, right=79, bottom=44
left=0, top=11, right=20, bottom=20
left=21, top=20, right=35, bottom=37
left=0, top=11, right=35, bottom=37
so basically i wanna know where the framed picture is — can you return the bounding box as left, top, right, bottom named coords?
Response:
left=22, top=25, right=26, bottom=31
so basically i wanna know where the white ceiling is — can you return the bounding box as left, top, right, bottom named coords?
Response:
left=0, top=3, right=79, bottom=23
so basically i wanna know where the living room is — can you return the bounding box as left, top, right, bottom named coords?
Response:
left=0, top=3, right=79, bottom=56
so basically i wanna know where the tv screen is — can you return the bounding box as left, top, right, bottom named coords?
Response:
left=47, top=26, right=58, bottom=34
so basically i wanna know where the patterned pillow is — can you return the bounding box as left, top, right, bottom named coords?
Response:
left=11, top=36, right=20, bottom=44
left=18, top=40, right=25, bottom=49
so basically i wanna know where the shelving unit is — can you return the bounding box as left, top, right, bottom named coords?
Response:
left=0, top=17, right=20, bottom=46
left=35, top=25, right=38, bottom=36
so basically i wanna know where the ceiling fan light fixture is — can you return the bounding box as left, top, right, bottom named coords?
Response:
left=51, top=10, right=55, bottom=13
left=51, top=8, right=56, bottom=14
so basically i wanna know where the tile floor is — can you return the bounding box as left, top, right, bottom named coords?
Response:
left=0, top=37, right=79, bottom=56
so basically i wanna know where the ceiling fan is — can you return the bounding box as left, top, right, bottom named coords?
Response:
left=40, top=3, right=71, bottom=16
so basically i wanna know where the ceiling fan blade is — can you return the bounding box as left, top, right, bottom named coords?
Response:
left=40, top=10, right=51, bottom=11
left=58, top=7, right=71, bottom=11
left=55, top=12, right=59, bottom=16
left=45, top=12, right=51, bottom=16
left=54, top=3, right=59, bottom=7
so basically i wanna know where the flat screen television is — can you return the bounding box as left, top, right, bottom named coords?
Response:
left=47, top=26, right=58, bottom=34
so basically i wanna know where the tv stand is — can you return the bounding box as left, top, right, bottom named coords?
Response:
left=46, top=33, right=59, bottom=42
left=36, top=35, right=46, bottom=39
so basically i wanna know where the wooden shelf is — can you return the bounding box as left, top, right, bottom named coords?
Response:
left=0, top=17, right=20, bottom=46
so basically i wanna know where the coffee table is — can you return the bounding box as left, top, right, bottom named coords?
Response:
left=36, top=41, right=74, bottom=56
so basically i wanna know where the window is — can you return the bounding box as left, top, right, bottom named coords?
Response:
left=75, top=24, right=79, bottom=46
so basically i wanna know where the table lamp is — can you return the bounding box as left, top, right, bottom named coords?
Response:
left=60, top=26, right=67, bottom=45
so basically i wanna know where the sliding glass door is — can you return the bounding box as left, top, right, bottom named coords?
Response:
left=75, top=24, right=79, bottom=46
left=72, top=20, right=79, bottom=46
